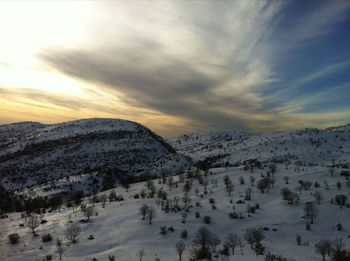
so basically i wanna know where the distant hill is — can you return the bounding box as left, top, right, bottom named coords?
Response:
left=0, top=118, right=191, bottom=193
left=168, top=126, right=350, bottom=169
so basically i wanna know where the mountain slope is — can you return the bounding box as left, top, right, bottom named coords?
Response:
left=0, top=118, right=191, bottom=191
left=168, top=127, right=350, bottom=169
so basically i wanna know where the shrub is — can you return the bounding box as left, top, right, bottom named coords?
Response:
left=265, top=252, right=296, bottom=261
left=336, top=223, right=343, bottom=231
left=296, top=234, right=302, bottom=245
left=42, top=234, right=52, bottom=242
left=8, top=233, right=20, bottom=244
left=66, top=224, right=81, bottom=243
left=181, top=230, right=188, bottom=239
left=160, top=226, right=167, bottom=235
left=245, top=228, right=264, bottom=249
left=335, top=194, right=347, bottom=208
left=305, top=223, right=311, bottom=230
left=228, top=211, right=238, bottom=219
left=203, top=215, right=211, bottom=224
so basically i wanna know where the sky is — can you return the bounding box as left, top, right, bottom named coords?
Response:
left=0, top=0, right=350, bottom=137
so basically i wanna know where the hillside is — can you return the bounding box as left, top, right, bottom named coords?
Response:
left=168, top=127, right=350, bottom=169
left=0, top=118, right=191, bottom=192
left=1, top=162, right=350, bottom=261
left=1, top=121, right=350, bottom=261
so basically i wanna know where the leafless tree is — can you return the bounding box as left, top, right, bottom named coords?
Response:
left=139, top=204, right=149, bottom=220
left=182, top=212, right=188, bottom=223
left=225, top=233, right=239, bottom=255
left=226, top=182, right=234, bottom=196
left=238, top=237, right=245, bottom=255
left=332, top=237, right=345, bottom=261
left=100, top=194, right=107, bottom=208
left=167, top=176, right=174, bottom=190
left=245, top=228, right=264, bottom=250
left=314, top=191, right=323, bottom=205
left=56, top=238, right=65, bottom=260
left=137, top=248, right=145, bottom=261
left=208, top=233, right=221, bottom=253
left=193, top=226, right=213, bottom=250
left=66, top=224, right=81, bottom=243
left=304, top=202, right=318, bottom=224
left=27, top=214, right=39, bottom=235
left=250, top=176, right=255, bottom=186
left=179, top=173, right=185, bottom=183
left=245, top=187, right=252, bottom=200
left=84, top=206, right=95, bottom=221
left=315, top=239, right=331, bottom=261
left=182, top=193, right=191, bottom=209
left=146, top=206, right=156, bottom=224
left=175, top=240, right=186, bottom=261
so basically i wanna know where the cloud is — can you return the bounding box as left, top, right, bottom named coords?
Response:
left=292, top=0, right=350, bottom=40
left=2, top=0, right=341, bottom=135
left=39, top=1, right=286, bottom=133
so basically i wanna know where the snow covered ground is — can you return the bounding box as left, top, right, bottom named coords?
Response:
left=1, top=163, right=349, bottom=261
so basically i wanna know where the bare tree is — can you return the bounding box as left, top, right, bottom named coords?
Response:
left=56, top=238, right=65, bottom=260
left=332, top=237, right=345, bottom=261
left=100, top=194, right=107, bottom=208
left=193, top=226, right=214, bottom=250
left=225, top=182, right=234, bottom=196
left=146, top=206, right=156, bottom=224
left=225, top=233, right=239, bottom=255
left=192, top=226, right=215, bottom=260
left=304, top=202, right=318, bottom=224
left=179, top=173, right=185, bottom=183
left=315, top=239, right=332, bottom=261
left=175, top=240, right=186, bottom=261
left=223, top=175, right=231, bottom=188
left=139, top=204, right=149, bottom=220
left=182, top=212, right=188, bottom=223
left=182, top=193, right=191, bottom=210
left=27, top=214, right=39, bottom=235
left=208, top=233, right=221, bottom=253
left=250, top=176, right=255, bottom=186
left=314, top=191, right=323, bottom=205
left=245, top=187, right=252, bottom=200
left=238, top=237, right=245, bottom=255
left=84, top=206, right=95, bottom=221
left=244, top=228, right=264, bottom=250
left=137, top=248, right=145, bottom=261
left=167, top=176, right=174, bottom=190
left=66, top=224, right=81, bottom=243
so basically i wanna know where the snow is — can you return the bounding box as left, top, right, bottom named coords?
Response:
left=1, top=163, right=350, bottom=260
left=1, top=120, right=350, bottom=260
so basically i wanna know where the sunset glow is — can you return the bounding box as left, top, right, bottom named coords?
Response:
left=1, top=1, right=350, bottom=136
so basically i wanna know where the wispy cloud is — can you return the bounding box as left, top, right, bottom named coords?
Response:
left=39, top=1, right=285, bottom=133
left=294, top=60, right=350, bottom=86
left=1, top=0, right=350, bottom=135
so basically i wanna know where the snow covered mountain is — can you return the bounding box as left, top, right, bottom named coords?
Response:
left=0, top=118, right=191, bottom=192
left=1, top=121, right=350, bottom=261
left=168, top=127, right=350, bottom=169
